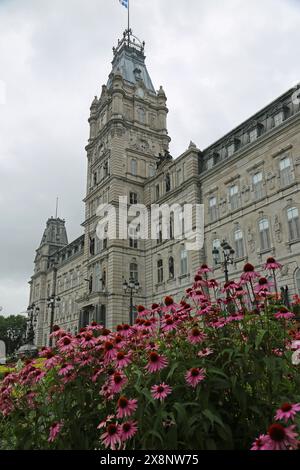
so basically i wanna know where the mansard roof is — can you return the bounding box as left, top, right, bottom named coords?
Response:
left=107, top=30, right=156, bottom=94
left=201, top=83, right=300, bottom=169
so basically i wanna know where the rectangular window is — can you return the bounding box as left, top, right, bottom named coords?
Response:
left=280, top=157, right=293, bottom=186
left=156, top=184, right=160, bottom=199
left=209, top=196, right=218, bottom=222
left=253, top=172, right=263, bottom=200
left=227, top=143, right=235, bottom=157
left=130, top=192, right=138, bottom=204
left=259, top=219, right=271, bottom=251
left=180, top=249, right=188, bottom=275
left=288, top=207, right=300, bottom=241
left=229, top=185, right=239, bottom=210
left=157, top=260, right=163, bottom=283
left=234, top=230, right=244, bottom=258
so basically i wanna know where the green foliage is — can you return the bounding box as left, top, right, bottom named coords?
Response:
left=0, top=315, right=27, bottom=356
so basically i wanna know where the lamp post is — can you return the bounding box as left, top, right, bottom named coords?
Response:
left=122, top=278, right=140, bottom=326
left=47, top=295, right=61, bottom=347
left=212, top=240, right=235, bottom=294
left=26, top=303, right=40, bottom=345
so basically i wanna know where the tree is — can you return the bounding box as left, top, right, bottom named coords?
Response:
left=0, top=315, right=27, bottom=357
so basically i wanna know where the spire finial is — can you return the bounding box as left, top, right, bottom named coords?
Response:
left=55, top=197, right=59, bottom=219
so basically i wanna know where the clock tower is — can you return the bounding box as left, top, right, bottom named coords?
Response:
left=79, top=30, right=171, bottom=327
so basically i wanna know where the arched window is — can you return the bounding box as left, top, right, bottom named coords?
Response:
left=295, top=269, right=300, bottom=295
left=131, top=159, right=137, bottom=176
left=180, top=248, right=188, bottom=275
left=130, top=263, right=138, bottom=282
left=169, top=213, right=174, bottom=240
left=234, top=228, right=244, bottom=258
left=259, top=218, right=271, bottom=251
left=157, top=259, right=163, bottom=284
left=287, top=207, right=300, bottom=241
left=168, top=256, right=175, bottom=279
left=165, top=173, right=171, bottom=193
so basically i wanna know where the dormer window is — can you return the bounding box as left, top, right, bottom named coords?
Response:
left=274, top=112, right=284, bottom=127
left=227, top=139, right=240, bottom=157
left=207, top=157, right=214, bottom=170
left=134, top=68, right=142, bottom=81
left=249, top=128, right=258, bottom=143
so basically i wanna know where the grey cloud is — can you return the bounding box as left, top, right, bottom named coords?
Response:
left=0, top=0, right=299, bottom=315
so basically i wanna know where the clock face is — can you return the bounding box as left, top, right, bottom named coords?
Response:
left=136, top=87, right=145, bottom=99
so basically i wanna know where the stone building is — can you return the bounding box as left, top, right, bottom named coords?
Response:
left=28, top=30, right=300, bottom=347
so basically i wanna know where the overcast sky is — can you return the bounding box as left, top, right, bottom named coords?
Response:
left=0, top=0, right=300, bottom=317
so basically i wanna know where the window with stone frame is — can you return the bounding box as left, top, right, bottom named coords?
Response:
left=229, top=185, right=240, bottom=210
left=280, top=156, right=294, bottom=187
left=234, top=229, right=245, bottom=258
left=180, top=248, right=188, bottom=275
left=207, top=157, right=214, bottom=170
left=287, top=207, right=300, bottom=241
left=129, top=192, right=138, bottom=204
left=259, top=218, right=271, bottom=251
left=165, top=173, right=171, bottom=193
left=130, top=159, right=137, bottom=176
left=169, top=213, right=174, bottom=240
left=253, top=172, right=264, bottom=200
left=130, top=262, right=138, bottom=282
left=149, top=164, right=155, bottom=177
left=168, top=256, right=175, bottom=279
left=209, top=196, right=218, bottom=222
left=157, top=259, right=164, bottom=284
left=156, top=184, right=160, bottom=199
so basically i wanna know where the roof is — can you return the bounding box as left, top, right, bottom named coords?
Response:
left=107, top=30, right=156, bottom=94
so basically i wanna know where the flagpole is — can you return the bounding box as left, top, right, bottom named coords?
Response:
left=127, top=0, right=130, bottom=45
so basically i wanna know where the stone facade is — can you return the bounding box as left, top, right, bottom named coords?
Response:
left=28, top=31, right=300, bottom=347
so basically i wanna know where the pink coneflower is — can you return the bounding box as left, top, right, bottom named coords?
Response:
left=274, top=307, right=295, bottom=320
left=187, top=327, right=206, bottom=345
left=97, top=415, right=115, bottom=429
left=254, top=277, right=273, bottom=294
left=115, top=351, right=132, bottom=368
left=48, top=421, right=64, bottom=443
left=241, top=263, right=260, bottom=282
left=100, top=423, right=121, bottom=450
left=161, top=317, right=177, bottom=332
left=207, top=279, right=219, bottom=289
left=185, top=367, right=206, bottom=388
left=58, top=364, right=74, bottom=376
left=57, top=336, right=74, bottom=353
left=264, top=257, right=282, bottom=271
left=275, top=403, right=300, bottom=423
left=120, top=421, right=138, bottom=441
left=264, top=423, right=298, bottom=450
left=198, top=348, right=213, bottom=358
left=110, top=372, right=128, bottom=394
left=136, top=305, right=150, bottom=317
left=222, top=280, right=240, bottom=292
left=151, top=383, right=172, bottom=401
left=197, top=264, right=213, bottom=274
left=103, top=341, right=117, bottom=362
left=145, top=352, right=168, bottom=373
left=250, top=434, right=270, bottom=450
left=116, top=396, right=138, bottom=418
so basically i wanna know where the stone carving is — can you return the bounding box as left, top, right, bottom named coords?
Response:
left=266, top=171, right=276, bottom=190
left=280, top=264, right=289, bottom=278
left=274, top=215, right=282, bottom=243
left=247, top=227, right=256, bottom=253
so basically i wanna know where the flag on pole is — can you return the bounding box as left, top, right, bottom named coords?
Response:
left=119, top=0, right=128, bottom=8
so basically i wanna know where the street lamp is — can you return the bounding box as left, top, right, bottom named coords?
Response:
left=47, top=294, right=61, bottom=347
left=122, top=278, right=140, bottom=326
left=212, top=240, right=235, bottom=285
left=26, top=303, right=40, bottom=345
